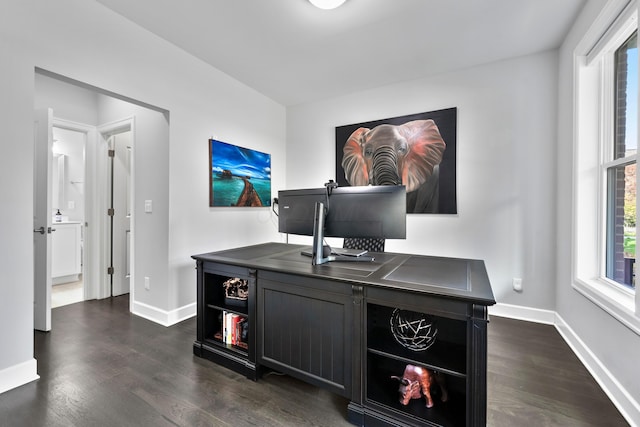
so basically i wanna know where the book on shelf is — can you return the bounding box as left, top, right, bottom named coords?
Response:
left=221, top=311, right=246, bottom=346
left=224, top=311, right=232, bottom=344
left=232, top=314, right=242, bottom=345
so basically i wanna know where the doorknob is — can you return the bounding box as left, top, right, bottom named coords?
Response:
left=33, top=226, right=55, bottom=234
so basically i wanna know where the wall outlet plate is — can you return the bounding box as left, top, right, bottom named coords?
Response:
left=513, top=278, right=523, bottom=292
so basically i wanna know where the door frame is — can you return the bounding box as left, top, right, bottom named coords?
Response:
left=98, top=117, right=135, bottom=308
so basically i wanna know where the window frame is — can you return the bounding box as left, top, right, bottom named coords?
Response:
left=573, top=0, right=640, bottom=335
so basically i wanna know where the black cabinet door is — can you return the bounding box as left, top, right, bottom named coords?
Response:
left=257, top=270, right=354, bottom=398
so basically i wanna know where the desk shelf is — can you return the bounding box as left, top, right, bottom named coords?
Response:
left=367, top=304, right=467, bottom=377
left=193, top=261, right=257, bottom=380
left=363, top=302, right=474, bottom=426
left=367, top=351, right=466, bottom=427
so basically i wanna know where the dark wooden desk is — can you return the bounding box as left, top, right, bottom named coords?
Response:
left=192, top=242, right=495, bottom=427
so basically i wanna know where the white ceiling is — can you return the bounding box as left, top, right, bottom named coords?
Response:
left=95, top=0, right=586, bottom=106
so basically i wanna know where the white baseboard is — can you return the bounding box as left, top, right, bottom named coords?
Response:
left=488, top=302, right=556, bottom=324
left=52, top=274, right=80, bottom=285
left=131, top=300, right=196, bottom=327
left=0, top=359, right=39, bottom=395
left=555, top=313, right=640, bottom=427
left=490, top=302, right=639, bottom=427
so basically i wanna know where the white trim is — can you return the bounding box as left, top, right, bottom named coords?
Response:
left=0, top=359, right=39, bottom=395
left=586, top=0, right=637, bottom=64
left=488, top=302, right=556, bottom=324
left=572, top=0, right=640, bottom=337
left=573, top=278, right=640, bottom=335
left=491, top=303, right=639, bottom=426
left=555, top=313, right=640, bottom=427
left=52, top=117, right=95, bottom=133
left=131, top=300, right=196, bottom=327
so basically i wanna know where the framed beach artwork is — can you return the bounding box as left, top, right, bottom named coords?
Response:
left=209, top=139, right=271, bottom=207
left=335, top=107, right=457, bottom=214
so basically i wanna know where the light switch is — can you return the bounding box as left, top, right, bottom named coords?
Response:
left=68, top=200, right=75, bottom=209
left=144, top=200, right=152, bottom=213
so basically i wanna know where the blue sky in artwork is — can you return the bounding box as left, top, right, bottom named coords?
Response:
left=211, top=140, right=271, bottom=180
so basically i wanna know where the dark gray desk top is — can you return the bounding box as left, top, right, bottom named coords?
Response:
left=192, top=242, right=495, bottom=306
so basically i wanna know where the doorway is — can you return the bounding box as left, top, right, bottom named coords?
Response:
left=33, top=113, right=134, bottom=331
left=34, top=68, right=170, bottom=331
left=104, top=128, right=132, bottom=297
left=50, top=126, right=87, bottom=308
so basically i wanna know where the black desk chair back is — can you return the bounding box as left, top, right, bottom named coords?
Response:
left=343, top=238, right=385, bottom=252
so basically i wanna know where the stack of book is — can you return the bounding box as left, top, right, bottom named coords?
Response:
left=221, top=311, right=247, bottom=348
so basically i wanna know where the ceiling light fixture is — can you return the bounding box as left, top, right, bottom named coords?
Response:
left=309, top=0, right=347, bottom=10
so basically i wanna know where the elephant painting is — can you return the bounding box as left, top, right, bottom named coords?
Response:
left=341, top=119, right=446, bottom=213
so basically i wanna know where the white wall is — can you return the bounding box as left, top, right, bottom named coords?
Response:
left=96, top=94, right=171, bottom=312
left=287, top=50, right=559, bottom=311
left=0, top=3, right=37, bottom=392
left=35, top=72, right=100, bottom=126
left=0, top=0, right=285, bottom=393
left=556, top=0, right=640, bottom=424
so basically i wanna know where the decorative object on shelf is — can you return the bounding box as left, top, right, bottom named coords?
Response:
left=391, top=364, right=448, bottom=408
left=209, top=139, right=271, bottom=208
left=390, top=308, right=438, bottom=351
left=335, top=107, right=457, bottom=214
left=223, top=277, right=249, bottom=307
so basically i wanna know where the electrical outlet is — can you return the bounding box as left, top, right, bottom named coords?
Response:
left=513, top=277, right=523, bottom=292
left=145, top=276, right=150, bottom=290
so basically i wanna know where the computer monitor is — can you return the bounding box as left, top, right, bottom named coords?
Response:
left=278, top=185, right=406, bottom=264
left=324, top=185, right=406, bottom=239
left=277, top=187, right=326, bottom=236
left=278, top=185, right=406, bottom=239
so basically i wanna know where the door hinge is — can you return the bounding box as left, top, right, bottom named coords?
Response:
left=108, top=149, right=115, bottom=157
left=107, top=266, right=114, bottom=275
left=107, top=208, right=115, bottom=216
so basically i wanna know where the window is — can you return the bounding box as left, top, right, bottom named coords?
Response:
left=574, top=0, right=640, bottom=333
left=605, top=32, right=637, bottom=290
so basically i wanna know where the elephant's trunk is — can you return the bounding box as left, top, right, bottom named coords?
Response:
left=370, top=148, right=401, bottom=186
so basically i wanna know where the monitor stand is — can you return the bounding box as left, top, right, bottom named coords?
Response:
left=312, top=201, right=330, bottom=265
left=311, top=202, right=374, bottom=265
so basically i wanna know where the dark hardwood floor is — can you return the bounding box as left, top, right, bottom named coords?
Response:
left=0, top=296, right=628, bottom=426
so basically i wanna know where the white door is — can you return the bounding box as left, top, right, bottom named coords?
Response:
left=108, top=132, right=131, bottom=296
left=33, top=108, right=53, bottom=331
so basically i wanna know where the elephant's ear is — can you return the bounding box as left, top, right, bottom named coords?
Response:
left=400, top=120, right=446, bottom=192
left=342, top=127, right=370, bottom=186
